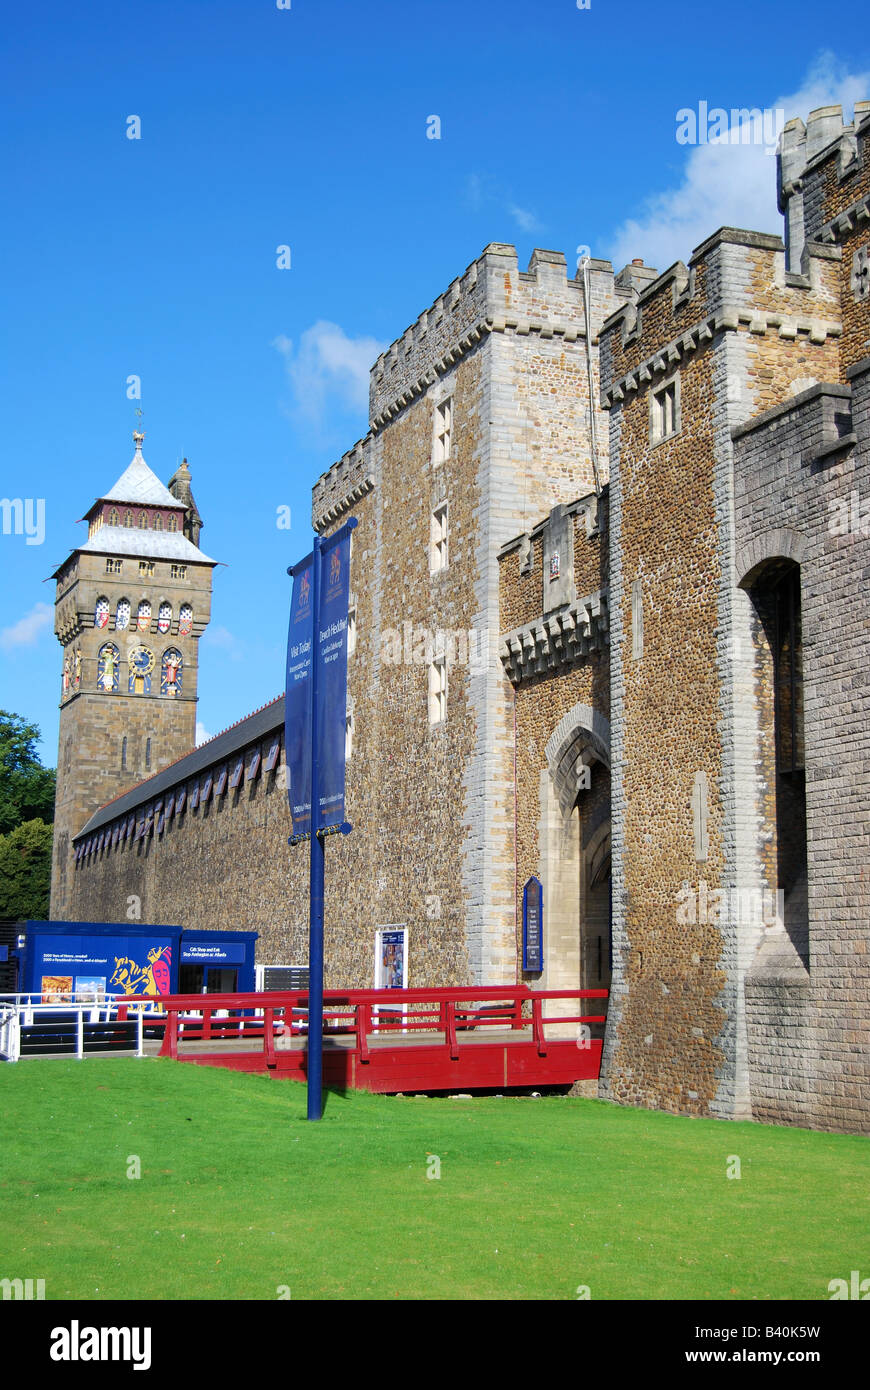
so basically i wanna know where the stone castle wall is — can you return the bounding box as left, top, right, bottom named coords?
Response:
left=733, top=362, right=870, bottom=1133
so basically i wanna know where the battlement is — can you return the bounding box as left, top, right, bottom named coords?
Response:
left=369, top=243, right=615, bottom=427
left=778, top=101, right=870, bottom=270
left=599, top=227, right=842, bottom=406
left=311, top=434, right=374, bottom=532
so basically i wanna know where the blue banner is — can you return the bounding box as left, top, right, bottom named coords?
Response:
left=285, top=522, right=354, bottom=837
left=285, top=554, right=314, bottom=835
left=315, top=528, right=352, bottom=832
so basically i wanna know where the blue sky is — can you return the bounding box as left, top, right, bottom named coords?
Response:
left=1, top=0, right=868, bottom=766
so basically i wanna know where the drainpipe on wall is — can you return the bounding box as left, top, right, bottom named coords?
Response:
left=582, top=257, right=602, bottom=498
left=513, top=682, right=519, bottom=986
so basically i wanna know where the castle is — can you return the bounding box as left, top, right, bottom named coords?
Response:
left=50, top=103, right=870, bottom=1133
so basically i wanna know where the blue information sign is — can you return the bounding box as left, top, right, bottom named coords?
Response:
left=523, top=876, right=544, bottom=973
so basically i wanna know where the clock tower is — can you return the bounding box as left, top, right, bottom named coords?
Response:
left=49, top=432, right=217, bottom=918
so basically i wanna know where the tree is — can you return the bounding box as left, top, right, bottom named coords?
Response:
left=0, top=818, right=53, bottom=920
left=0, top=710, right=55, bottom=835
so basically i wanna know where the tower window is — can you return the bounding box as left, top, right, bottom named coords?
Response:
left=121, top=736, right=127, bottom=770
left=94, top=596, right=110, bottom=629
left=171, top=564, right=187, bottom=580
left=105, top=558, right=122, bottom=575
left=139, top=561, right=154, bottom=577
left=145, top=737, right=151, bottom=769
left=157, top=602, right=173, bottom=634
left=137, top=599, right=152, bottom=630
left=431, top=502, right=449, bottom=573
left=116, top=598, right=131, bottom=630
left=434, top=397, right=452, bottom=466
left=179, top=603, right=193, bottom=634
left=651, top=376, right=680, bottom=444
left=428, top=655, right=447, bottom=725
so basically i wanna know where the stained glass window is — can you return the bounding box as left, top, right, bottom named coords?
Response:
left=179, top=603, right=193, bottom=635
left=158, top=602, right=172, bottom=634
left=94, top=596, right=110, bottom=629
left=116, top=598, right=131, bottom=631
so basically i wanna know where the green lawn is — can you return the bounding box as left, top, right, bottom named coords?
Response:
left=0, top=1057, right=866, bottom=1300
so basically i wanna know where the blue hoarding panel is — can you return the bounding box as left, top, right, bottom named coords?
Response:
left=27, top=930, right=176, bottom=1001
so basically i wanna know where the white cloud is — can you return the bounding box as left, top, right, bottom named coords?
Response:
left=202, top=625, right=243, bottom=661
left=0, top=602, right=52, bottom=651
left=465, top=174, right=545, bottom=239
left=195, top=721, right=212, bottom=746
left=273, top=321, right=387, bottom=426
left=608, top=53, right=870, bottom=273
left=508, top=203, right=544, bottom=234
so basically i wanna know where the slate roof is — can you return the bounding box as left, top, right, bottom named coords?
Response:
left=76, top=525, right=216, bottom=565
left=75, top=695, right=286, bottom=840
left=100, top=448, right=181, bottom=509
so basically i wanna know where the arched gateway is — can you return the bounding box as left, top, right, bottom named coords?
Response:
left=536, top=704, right=612, bottom=1028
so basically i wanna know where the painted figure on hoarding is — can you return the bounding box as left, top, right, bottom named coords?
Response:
left=109, top=945, right=171, bottom=997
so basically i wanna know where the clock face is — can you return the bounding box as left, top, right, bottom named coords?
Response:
left=128, top=645, right=154, bottom=676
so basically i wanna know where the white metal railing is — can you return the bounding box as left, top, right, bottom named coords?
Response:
left=0, top=1006, right=20, bottom=1063
left=0, top=994, right=156, bottom=1061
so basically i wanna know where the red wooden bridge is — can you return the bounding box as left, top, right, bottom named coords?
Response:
left=122, top=985, right=608, bottom=1093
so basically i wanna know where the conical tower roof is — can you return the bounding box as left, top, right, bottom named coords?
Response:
left=98, top=432, right=180, bottom=509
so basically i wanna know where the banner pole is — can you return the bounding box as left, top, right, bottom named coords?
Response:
left=307, top=535, right=325, bottom=1121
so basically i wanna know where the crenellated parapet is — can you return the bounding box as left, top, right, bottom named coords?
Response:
left=599, top=229, right=842, bottom=407
left=368, top=244, right=615, bottom=428
left=311, top=436, right=375, bottom=532
left=778, top=102, right=870, bottom=271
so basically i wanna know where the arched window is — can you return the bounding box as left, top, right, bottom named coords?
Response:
left=747, top=559, right=807, bottom=965
left=109, top=508, right=119, bottom=527
left=168, top=514, right=178, bottom=532
left=154, top=513, right=163, bottom=531
left=116, top=598, right=131, bottom=631
left=94, top=596, right=110, bottom=629
left=138, top=511, right=148, bottom=530
left=96, top=642, right=120, bottom=693
left=161, top=648, right=182, bottom=697
left=123, top=510, right=133, bottom=528
left=157, top=602, right=172, bottom=634
left=137, top=600, right=151, bottom=631
left=121, top=736, right=127, bottom=770
left=179, top=603, right=193, bottom=635
left=145, top=737, right=152, bottom=769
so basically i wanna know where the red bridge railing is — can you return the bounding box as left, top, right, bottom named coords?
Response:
left=121, top=984, right=608, bottom=1068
